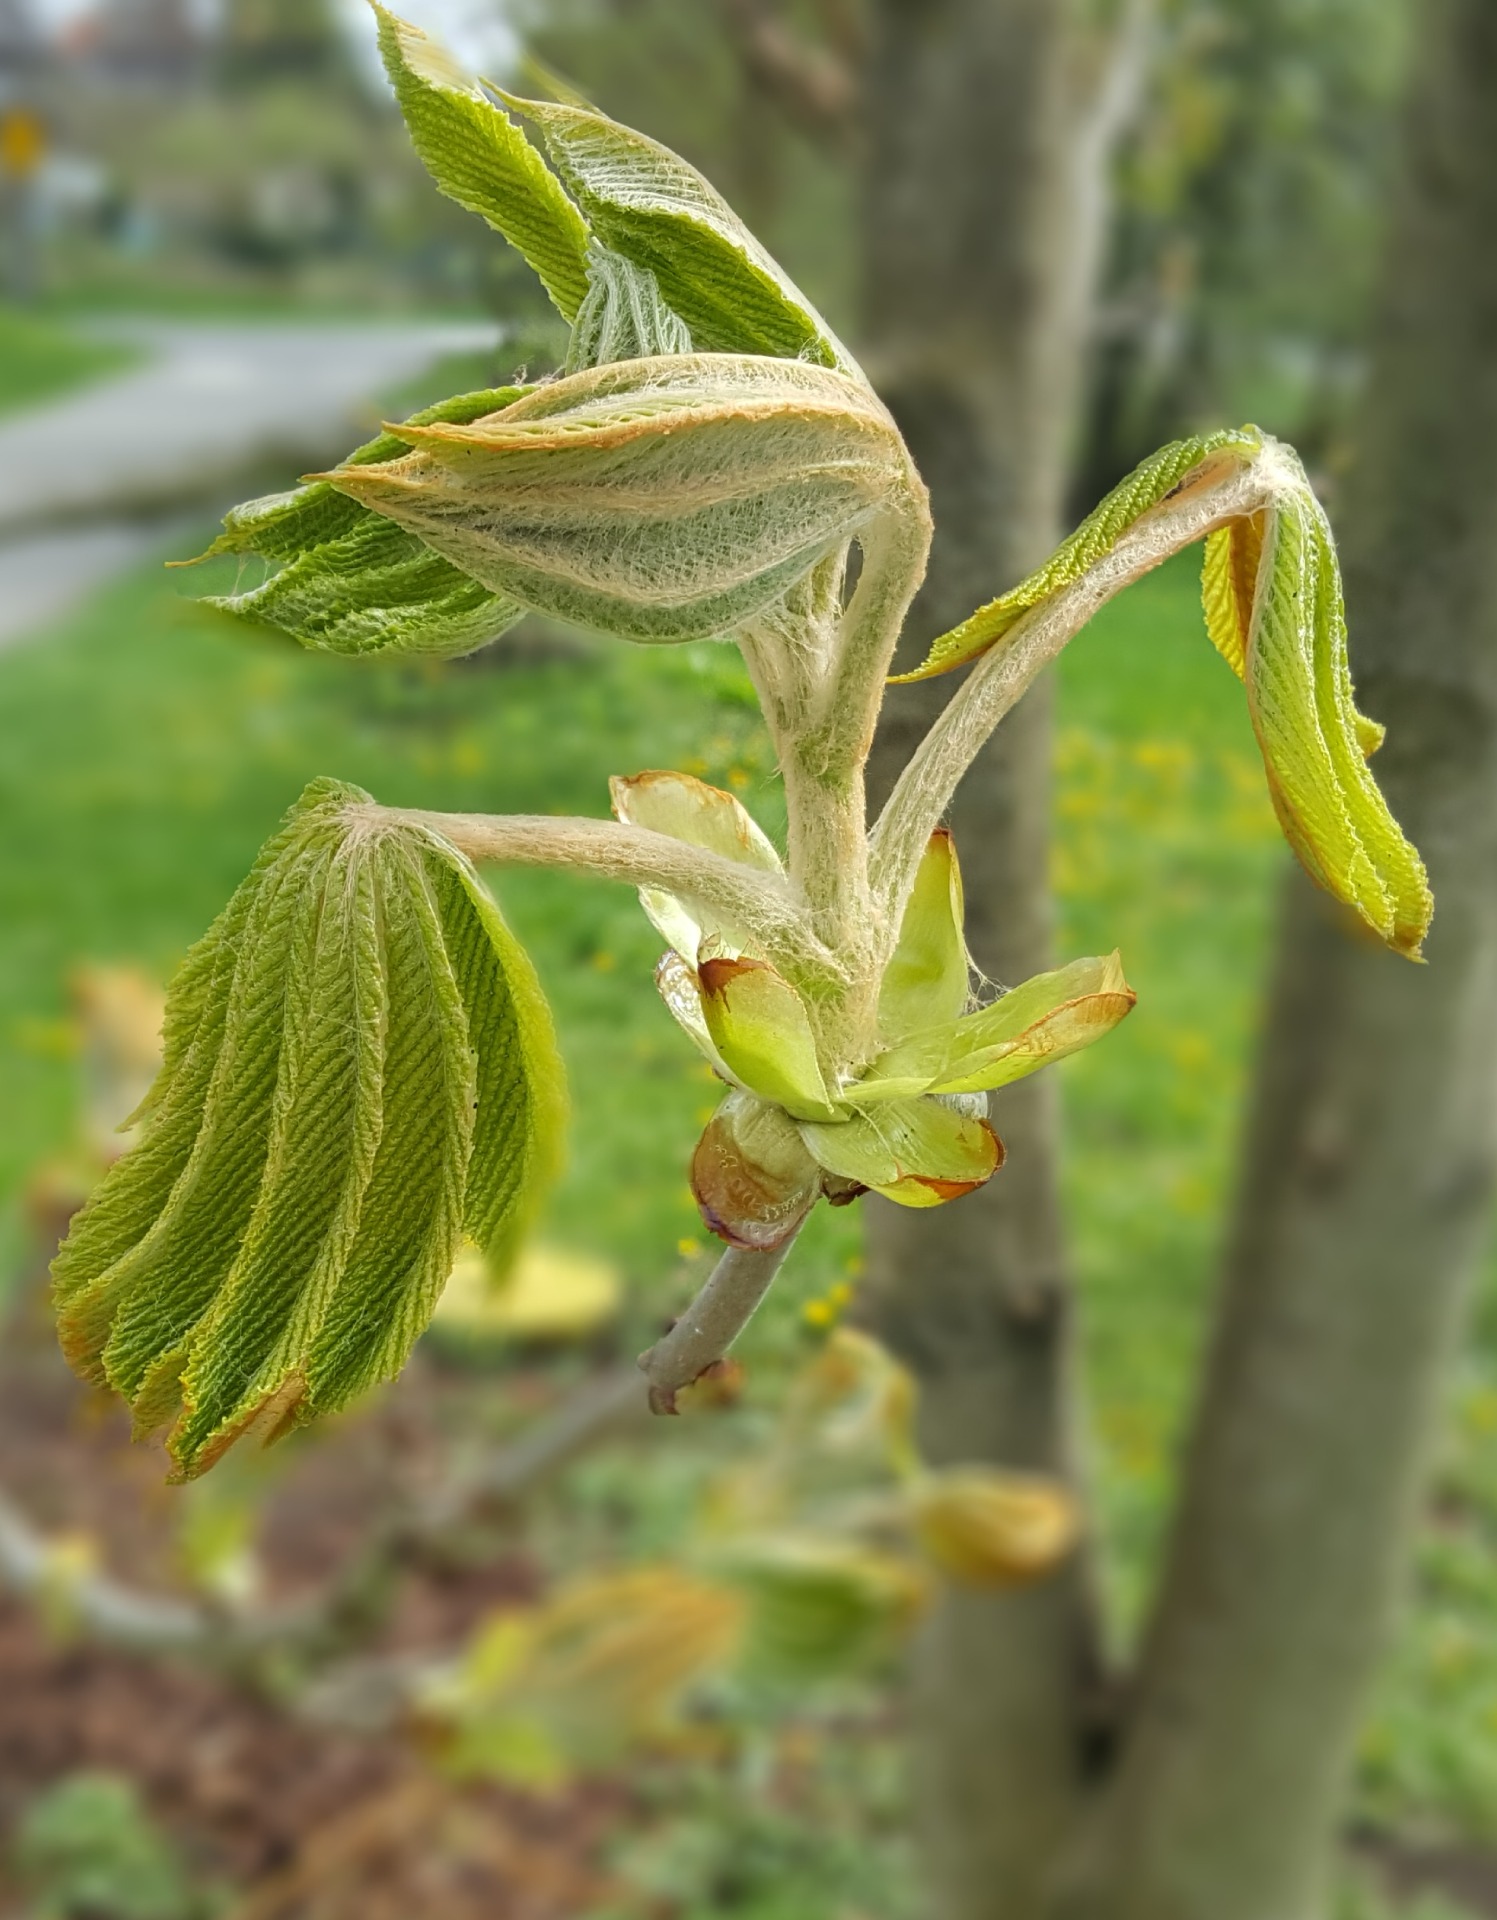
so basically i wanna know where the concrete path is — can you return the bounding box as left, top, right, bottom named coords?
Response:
left=0, top=317, right=502, bottom=532
left=0, top=317, right=502, bottom=650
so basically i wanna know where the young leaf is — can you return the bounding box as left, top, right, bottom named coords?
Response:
left=498, top=91, right=862, bottom=376
left=566, top=242, right=692, bottom=371
left=373, top=5, right=592, bottom=320
left=1239, top=486, right=1431, bottom=955
left=194, top=387, right=531, bottom=659
left=797, top=1097, right=1004, bottom=1209
left=52, top=778, right=565, bottom=1479
left=857, top=953, right=1137, bottom=1104
left=876, top=828, right=969, bottom=1044
left=894, top=427, right=1263, bottom=682
left=697, top=957, right=839, bottom=1123
left=322, top=354, right=912, bottom=645
left=611, top=769, right=782, bottom=964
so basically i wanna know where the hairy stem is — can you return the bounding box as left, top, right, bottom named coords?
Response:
left=867, top=449, right=1285, bottom=944
left=377, top=806, right=842, bottom=981
left=637, top=1231, right=803, bottom=1414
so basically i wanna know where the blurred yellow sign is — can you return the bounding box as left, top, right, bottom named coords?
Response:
left=0, top=108, right=45, bottom=180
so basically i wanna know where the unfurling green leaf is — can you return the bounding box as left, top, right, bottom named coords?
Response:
left=320, top=354, right=911, bottom=644
left=52, top=778, right=565, bottom=1480
left=497, top=90, right=861, bottom=376
left=192, top=387, right=530, bottom=659
left=1220, top=479, right=1431, bottom=955
left=876, top=828, right=970, bottom=1044
left=611, top=769, right=782, bottom=964
left=857, top=952, right=1137, bottom=1104
left=698, top=957, right=840, bottom=1122
left=894, top=427, right=1263, bottom=682
left=372, top=5, right=592, bottom=320
left=565, top=242, right=692, bottom=372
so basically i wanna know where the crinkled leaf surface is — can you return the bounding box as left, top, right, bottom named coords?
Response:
left=324, top=354, right=908, bottom=644
left=896, top=428, right=1262, bottom=682
left=1234, top=482, right=1431, bottom=954
left=374, top=6, right=592, bottom=319
left=858, top=953, right=1136, bottom=1104
left=196, top=387, right=530, bottom=659
left=52, top=778, right=565, bottom=1479
left=612, top=769, right=781, bottom=963
left=500, top=92, right=861, bottom=376
left=566, top=242, right=692, bottom=371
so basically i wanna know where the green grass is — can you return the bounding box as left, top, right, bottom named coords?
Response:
left=0, top=307, right=137, bottom=418
left=1, top=541, right=1494, bottom=1861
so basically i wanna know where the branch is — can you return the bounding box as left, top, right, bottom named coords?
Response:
left=867, top=448, right=1286, bottom=938
left=1074, top=0, right=1158, bottom=165
left=380, top=807, right=844, bottom=982
left=637, top=1233, right=802, bottom=1414
left=719, top=0, right=859, bottom=142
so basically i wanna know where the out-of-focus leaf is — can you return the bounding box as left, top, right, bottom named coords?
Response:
left=322, top=354, right=910, bottom=645
left=690, top=1090, right=820, bottom=1250
left=612, top=769, right=782, bottom=963
left=499, top=91, right=861, bottom=375
left=436, top=1568, right=745, bottom=1783
left=195, top=387, right=530, bottom=659
left=373, top=6, right=592, bottom=319
left=910, top=1468, right=1079, bottom=1587
left=798, top=1096, right=1003, bottom=1208
left=896, top=427, right=1262, bottom=681
left=876, top=828, right=969, bottom=1045
left=728, top=1537, right=925, bottom=1677
left=858, top=952, right=1137, bottom=1103
left=52, top=778, right=565, bottom=1479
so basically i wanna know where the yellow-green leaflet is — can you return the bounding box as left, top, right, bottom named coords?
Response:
left=893, top=428, right=1263, bottom=682
left=373, top=6, right=592, bottom=320
left=1227, top=482, right=1431, bottom=956
left=51, top=779, right=566, bottom=1480
left=322, top=354, right=910, bottom=645
left=498, top=90, right=862, bottom=377
left=190, top=387, right=531, bottom=659
left=611, top=769, right=783, bottom=965
left=856, top=953, right=1137, bottom=1104
left=876, top=829, right=970, bottom=1044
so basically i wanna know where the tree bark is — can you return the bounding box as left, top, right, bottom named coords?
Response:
left=859, top=5, right=1150, bottom=1915
left=1054, top=7, right=1497, bottom=1917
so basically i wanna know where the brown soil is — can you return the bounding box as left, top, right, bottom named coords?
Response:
left=0, top=1257, right=629, bottom=1918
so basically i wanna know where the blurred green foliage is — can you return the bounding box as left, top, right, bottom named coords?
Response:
left=11, top=1772, right=212, bottom=1920
left=0, top=309, right=135, bottom=419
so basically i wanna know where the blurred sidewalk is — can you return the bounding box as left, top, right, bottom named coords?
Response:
left=0, top=318, right=501, bottom=648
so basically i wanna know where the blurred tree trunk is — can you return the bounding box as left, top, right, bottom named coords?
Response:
left=1053, top=6, right=1497, bottom=1917
left=859, top=5, right=1151, bottom=1917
